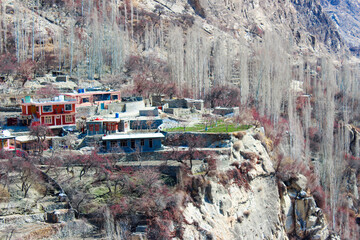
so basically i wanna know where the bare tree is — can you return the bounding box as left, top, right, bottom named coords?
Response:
left=29, top=124, right=50, bottom=155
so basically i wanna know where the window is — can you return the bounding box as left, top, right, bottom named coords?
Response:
left=89, top=124, right=94, bottom=131
left=65, top=104, right=72, bottom=111
left=43, top=105, right=52, bottom=113
left=149, top=139, right=153, bottom=148
left=120, top=140, right=127, bottom=147
left=95, top=124, right=100, bottom=131
left=36, top=106, right=39, bottom=112
left=140, top=139, right=145, bottom=146
left=44, top=116, right=52, bottom=124
left=131, top=139, right=135, bottom=149
left=112, top=95, right=118, bottom=100
left=111, top=141, right=118, bottom=148
left=82, top=98, right=89, bottom=103
left=65, top=115, right=73, bottom=123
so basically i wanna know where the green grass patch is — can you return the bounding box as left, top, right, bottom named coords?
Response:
left=165, top=122, right=252, bottom=133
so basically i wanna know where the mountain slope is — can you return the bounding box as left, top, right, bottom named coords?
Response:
left=320, top=0, right=360, bottom=49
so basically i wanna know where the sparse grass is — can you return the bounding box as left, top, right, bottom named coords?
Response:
left=165, top=121, right=252, bottom=133
left=193, top=171, right=206, bottom=176
left=91, top=186, right=110, bottom=198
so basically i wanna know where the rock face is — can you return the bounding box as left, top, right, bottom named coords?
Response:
left=181, top=130, right=331, bottom=239
left=320, top=0, right=360, bottom=48
left=279, top=176, right=329, bottom=239
left=6, top=0, right=346, bottom=60
left=291, top=0, right=344, bottom=51
left=182, top=176, right=284, bottom=240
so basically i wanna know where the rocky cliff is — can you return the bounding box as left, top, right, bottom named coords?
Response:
left=180, top=130, right=334, bottom=240
left=320, top=0, right=360, bottom=49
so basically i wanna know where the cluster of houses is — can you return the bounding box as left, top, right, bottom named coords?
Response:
left=1, top=88, right=169, bottom=154
left=0, top=86, right=241, bottom=156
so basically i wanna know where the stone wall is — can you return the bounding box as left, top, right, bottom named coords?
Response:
left=163, top=108, right=191, bottom=116
left=163, top=99, right=188, bottom=108
left=164, top=132, right=232, bottom=148
left=213, top=107, right=239, bottom=116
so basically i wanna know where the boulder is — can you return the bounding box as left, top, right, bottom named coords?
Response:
left=233, top=131, right=246, bottom=140
left=233, top=140, right=243, bottom=152
left=290, top=174, right=308, bottom=191
left=293, top=196, right=328, bottom=239
left=45, top=209, right=75, bottom=223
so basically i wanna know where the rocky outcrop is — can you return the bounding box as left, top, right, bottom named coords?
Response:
left=291, top=0, right=344, bottom=51
left=181, top=130, right=332, bottom=239
left=279, top=175, right=330, bottom=239
left=320, top=0, right=360, bottom=48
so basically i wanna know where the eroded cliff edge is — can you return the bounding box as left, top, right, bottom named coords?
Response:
left=180, top=131, right=334, bottom=240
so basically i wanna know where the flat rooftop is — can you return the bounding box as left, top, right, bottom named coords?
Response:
left=64, top=90, right=120, bottom=96
left=22, top=99, right=76, bottom=105
left=102, top=132, right=165, bottom=141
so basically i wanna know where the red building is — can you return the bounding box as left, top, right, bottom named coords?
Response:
left=21, top=96, right=76, bottom=127
left=63, top=89, right=121, bottom=107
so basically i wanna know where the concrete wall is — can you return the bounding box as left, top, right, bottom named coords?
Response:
left=130, top=119, right=163, bottom=130
left=124, top=101, right=145, bottom=113
left=164, top=99, right=188, bottom=108
left=77, top=106, right=97, bottom=118
left=151, top=95, right=162, bottom=106
left=187, top=101, right=204, bottom=111
left=163, top=108, right=191, bottom=116
left=213, top=107, right=239, bottom=116
left=107, top=102, right=125, bottom=113
left=164, top=132, right=231, bottom=148
left=139, top=108, right=159, bottom=117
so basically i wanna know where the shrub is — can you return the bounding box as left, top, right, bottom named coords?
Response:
left=147, top=217, right=173, bottom=240
left=311, top=185, right=326, bottom=209
left=206, top=155, right=217, bottom=172
left=243, top=210, right=250, bottom=218
left=240, top=151, right=259, bottom=162
left=253, top=132, right=273, bottom=152
left=221, top=161, right=254, bottom=190
left=233, top=131, right=246, bottom=140
left=205, top=84, right=241, bottom=108
left=251, top=109, right=288, bottom=148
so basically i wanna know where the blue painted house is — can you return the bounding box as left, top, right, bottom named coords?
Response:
left=102, top=132, right=165, bottom=152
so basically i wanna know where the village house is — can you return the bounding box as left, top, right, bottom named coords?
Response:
left=86, top=116, right=162, bottom=135
left=15, top=135, right=38, bottom=152
left=20, top=95, right=76, bottom=127
left=86, top=116, right=122, bottom=136
left=0, top=130, right=15, bottom=151
left=102, top=132, right=165, bottom=152
left=63, top=88, right=121, bottom=107
left=15, top=135, right=59, bottom=153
